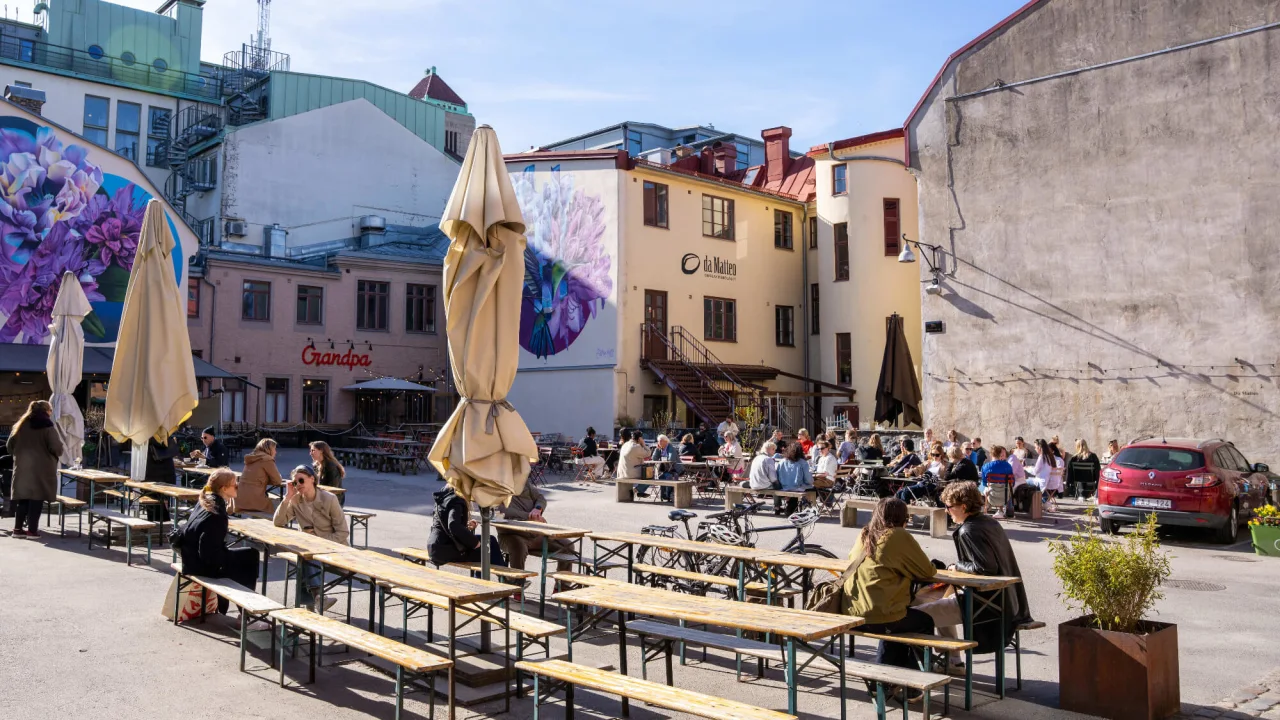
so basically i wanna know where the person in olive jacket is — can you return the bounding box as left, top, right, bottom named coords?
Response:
left=7, top=400, right=64, bottom=537
left=177, top=469, right=260, bottom=613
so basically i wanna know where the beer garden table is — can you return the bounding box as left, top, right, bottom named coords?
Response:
left=58, top=468, right=128, bottom=506
left=486, top=518, right=590, bottom=619
left=552, top=582, right=862, bottom=719
left=587, top=530, right=767, bottom=600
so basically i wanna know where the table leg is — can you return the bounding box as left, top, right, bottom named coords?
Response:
left=564, top=605, right=574, bottom=661
left=997, top=592, right=1008, bottom=698
left=786, top=637, right=798, bottom=715
left=839, top=634, right=847, bottom=720
left=617, top=609, right=629, bottom=718
left=447, top=601, right=457, bottom=720
left=260, top=548, right=271, bottom=596
left=736, top=559, right=745, bottom=602
left=963, top=589, right=974, bottom=711
left=295, top=559, right=306, bottom=608
left=538, top=537, right=549, bottom=619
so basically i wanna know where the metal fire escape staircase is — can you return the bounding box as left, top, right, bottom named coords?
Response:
left=159, top=105, right=221, bottom=245
left=639, top=324, right=771, bottom=426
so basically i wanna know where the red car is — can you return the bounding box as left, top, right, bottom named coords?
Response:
left=1097, top=437, right=1270, bottom=543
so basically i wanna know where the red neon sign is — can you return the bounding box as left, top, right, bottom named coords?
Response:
left=301, top=346, right=372, bottom=370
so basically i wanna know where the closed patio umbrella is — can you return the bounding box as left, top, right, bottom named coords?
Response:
left=47, top=271, right=91, bottom=467
left=874, top=312, right=923, bottom=428
left=104, top=200, right=198, bottom=481
left=428, top=125, right=538, bottom=578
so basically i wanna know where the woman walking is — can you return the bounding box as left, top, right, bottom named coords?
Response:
left=177, top=469, right=260, bottom=613
left=7, top=400, right=64, bottom=538
left=309, top=441, right=346, bottom=502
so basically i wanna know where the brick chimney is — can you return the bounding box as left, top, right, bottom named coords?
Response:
left=713, top=143, right=737, bottom=175
left=762, top=126, right=792, bottom=185
left=699, top=146, right=716, bottom=175
left=5, top=85, right=45, bottom=116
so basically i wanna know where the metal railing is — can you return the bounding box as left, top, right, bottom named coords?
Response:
left=639, top=323, right=737, bottom=418
left=669, top=326, right=767, bottom=394
left=221, top=43, right=289, bottom=95
left=0, top=36, right=221, bottom=100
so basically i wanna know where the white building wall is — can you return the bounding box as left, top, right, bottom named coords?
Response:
left=508, top=368, right=616, bottom=440
left=218, top=98, right=460, bottom=252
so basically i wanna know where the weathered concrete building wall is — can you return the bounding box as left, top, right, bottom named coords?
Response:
left=908, top=0, right=1280, bottom=463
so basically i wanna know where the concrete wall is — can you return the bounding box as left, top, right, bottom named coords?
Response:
left=909, top=0, right=1280, bottom=462
left=811, top=135, right=921, bottom=428
left=218, top=98, right=459, bottom=252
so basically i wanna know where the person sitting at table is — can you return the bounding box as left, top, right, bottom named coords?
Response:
left=836, top=430, right=858, bottom=464
left=719, top=430, right=745, bottom=477
left=141, top=435, right=182, bottom=523
left=678, top=433, right=704, bottom=462
left=942, top=446, right=979, bottom=486
left=427, top=482, right=507, bottom=569
left=842, top=497, right=937, bottom=693
left=858, top=433, right=885, bottom=462
left=577, top=427, right=606, bottom=479
left=698, top=424, right=720, bottom=458
left=775, top=442, right=814, bottom=516
left=980, top=446, right=1016, bottom=518
left=746, top=440, right=779, bottom=490
left=235, top=438, right=283, bottom=515
left=178, top=468, right=260, bottom=615
left=497, top=480, right=575, bottom=575
left=716, top=415, right=739, bottom=444
left=616, top=429, right=648, bottom=489
left=895, top=445, right=948, bottom=505
left=190, top=427, right=229, bottom=467
left=309, top=441, right=345, bottom=493
left=915, top=481, right=1033, bottom=670
left=796, top=428, right=814, bottom=456
left=888, top=438, right=921, bottom=476
left=814, top=440, right=840, bottom=480
left=643, top=434, right=684, bottom=502
left=274, top=465, right=349, bottom=613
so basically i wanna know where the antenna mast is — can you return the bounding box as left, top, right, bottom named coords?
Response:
left=256, top=0, right=272, bottom=53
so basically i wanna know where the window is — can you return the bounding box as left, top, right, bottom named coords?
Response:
left=265, top=378, right=288, bottom=424
left=221, top=388, right=245, bottom=422
left=296, top=285, right=323, bottom=325
left=302, top=380, right=328, bottom=424
left=1113, top=447, right=1204, bottom=472
left=120, top=51, right=136, bottom=66
left=810, top=283, right=820, bottom=335
left=187, top=278, right=200, bottom=318
left=774, top=210, right=793, bottom=249
left=17, top=40, right=32, bottom=63
left=642, top=395, right=668, bottom=423
left=626, top=128, right=642, bottom=155
left=703, top=296, right=736, bottom=342
left=445, top=130, right=458, bottom=155
left=115, top=101, right=140, bottom=161
left=808, top=216, right=818, bottom=249
left=643, top=181, right=668, bottom=228
left=152, top=58, right=168, bottom=73
left=241, top=280, right=270, bottom=321
left=833, top=222, right=850, bottom=281
left=13, top=80, right=31, bottom=88
left=883, top=198, right=901, bottom=256
left=147, top=107, right=171, bottom=168
left=87, top=44, right=105, bottom=60
left=735, top=141, right=750, bottom=170
left=775, top=305, right=794, bottom=346
left=405, top=283, right=436, bottom=333
left=702, top=194, right=734, bottom=240
left=836, top=333, right=852, bottom=386
left=83, top=96, right=108, bottom=146
left=833, top=164, right=847, bottom=195
left=356, top=280, right=389, bottom=331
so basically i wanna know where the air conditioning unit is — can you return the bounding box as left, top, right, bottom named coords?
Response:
left=224, top=220, right=247, bottom=236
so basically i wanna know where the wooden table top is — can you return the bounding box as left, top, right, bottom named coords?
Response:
left=553, top=584, right=862, bottom=641
left=227, top=518, right=357, bottom=559
left=754, top=552, right=1021, bottom=590
left=588, top=531, right=765, bottom=561
left=312, top=550, right=516, bottom=604
left=179, top=465, right=232, bottom=476
left=933, top=568, right=1022, bottom=591
left=59, top=468, right=128, bottom=483
left=123, top=480, right=202, bottom=500
left=490, top=518, right=588, bottom=539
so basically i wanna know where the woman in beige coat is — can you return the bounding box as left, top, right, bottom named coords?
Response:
left=274, top=465, right=348, bottom=612
left=7, top=400, right=64, bottom=537
left=234, top=438, right=283, bottom=514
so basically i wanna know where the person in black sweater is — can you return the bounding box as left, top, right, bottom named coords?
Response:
left=426, top=485, right=507, bottom=567
left=191, top=427, right=229, bottom=467
left=143, top=436, right=180, bottom=522
left=177, top=469, right=260, bottom=614
left=578, top=427, right=605, bottom=478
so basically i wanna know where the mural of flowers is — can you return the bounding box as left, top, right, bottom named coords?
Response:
left=0, top=117, right=172, bottom=344
left=512, top=165, right=612, bottom=359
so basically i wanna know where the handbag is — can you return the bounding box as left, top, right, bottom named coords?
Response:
left=161, top=574, right=219, bottom=622
left=804, top=544, right=868, bottom=614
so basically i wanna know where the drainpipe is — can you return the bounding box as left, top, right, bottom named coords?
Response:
left=801, top=204, right=811, bottom=430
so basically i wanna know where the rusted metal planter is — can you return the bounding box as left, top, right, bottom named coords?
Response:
left=1059, top=615, right=1179, bottom=720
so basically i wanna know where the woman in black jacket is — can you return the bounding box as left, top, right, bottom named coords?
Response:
left=178, top=469, right=260, bottom=613
left=426, top=485, right=507, bottom=567
left=143, top=436, right=180, bottom=523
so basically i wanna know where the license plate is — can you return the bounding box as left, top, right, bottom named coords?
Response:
left=1133, top=498, right=1172, bottom=510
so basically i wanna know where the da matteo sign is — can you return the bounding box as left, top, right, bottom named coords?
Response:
left=301, top=345, right=372, bottom=370
left=681, top=253, right=737, bottom=280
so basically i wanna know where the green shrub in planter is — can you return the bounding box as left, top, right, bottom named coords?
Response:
left=1048, top=511, right=1171, bottom=632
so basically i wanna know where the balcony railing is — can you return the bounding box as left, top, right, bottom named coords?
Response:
left=0, top=35, right=221, bottom=100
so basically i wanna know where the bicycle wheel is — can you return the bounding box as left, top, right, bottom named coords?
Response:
left=636, top=539, right=679, bottom=569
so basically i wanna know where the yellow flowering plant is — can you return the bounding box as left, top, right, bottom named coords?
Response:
left=1249, top=503, right=1280, bottom=527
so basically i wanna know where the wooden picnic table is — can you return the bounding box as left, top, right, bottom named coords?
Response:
left=754, top=551, right=1020, bottom=709
left=59, top=468, right=128, bottom=506
left=489, top=519, right=590, bottom=618
left=122, top=480, right=203, bottom=559
left=311, top=550, right=518, bottom=720
left=553, top=582, right=862, bottom=719
left=588, top=530, right=765, bottom=602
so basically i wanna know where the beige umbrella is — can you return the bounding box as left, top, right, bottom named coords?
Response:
left=104, top=200, right=198, bottom=481
left=428, top=125, right=538, bottom=571
left=47, top=271, right=91, bottom=467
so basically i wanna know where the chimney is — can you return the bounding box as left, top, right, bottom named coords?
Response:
left=762, top=126, right=792, bottom=185
left=699, top=146, right=716, bottom=175
left=713, top=143, right=737, bottom=175
left=5, top=85, right=45, bottom=116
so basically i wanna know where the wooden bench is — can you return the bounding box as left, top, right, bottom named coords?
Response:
left=44, top=495, right=87, bottom=537
left=344, top=509, right=376, bottom=547
left=87, top=509, right=156, bottom=566
left=517, top=658, right=795, bottom=720
left=851, top=628, right=973, bottom=713
left=615, top=478, right=695, bottom=508
left=632, top=562, right=770, bottom=600
left=1012, top=620, right=1046, bottom=690
left=841, top=657, right=953, bottom=719
left=628, top=618, right=783, bottom=682
left=270, top=607, right=451, bottom=719
left=842, top=498, right=949, bottom=539
left=171, top=562, right=285, bottom=671
left=724, top=485, right=816, bottom=511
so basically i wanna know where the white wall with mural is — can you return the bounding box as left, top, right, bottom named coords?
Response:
left=505, top=158, right=619, bottom=437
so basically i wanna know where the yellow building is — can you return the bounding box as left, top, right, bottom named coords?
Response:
left=503, top=129, right=842, bottom=438
left=806, top=130, right=923, bottom=429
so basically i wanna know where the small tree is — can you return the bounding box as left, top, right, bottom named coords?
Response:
left=1047, top=511, right=1172, bottom=633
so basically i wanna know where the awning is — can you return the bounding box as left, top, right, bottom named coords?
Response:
left=0, top=344, right=255, bottom=386
left=343, top=377, right=437, bottom=393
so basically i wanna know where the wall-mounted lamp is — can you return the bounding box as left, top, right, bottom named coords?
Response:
left=306, top=338, right=316, bottom=351
left=328, top=338, right=335, bottom=350
left=897, top=234, right=947, bottom=292
left=348, top=341, right=355, bottom=352
left=366, top=341, right=373, bottom=352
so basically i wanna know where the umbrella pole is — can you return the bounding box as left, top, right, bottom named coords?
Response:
left=478, top=505, right=493, bottom=654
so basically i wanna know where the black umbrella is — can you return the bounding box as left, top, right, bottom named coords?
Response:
left=874, top=313, right=923, bottom=427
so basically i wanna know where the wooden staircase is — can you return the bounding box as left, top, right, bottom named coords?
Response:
left=639, top=324, right=770, bottom=426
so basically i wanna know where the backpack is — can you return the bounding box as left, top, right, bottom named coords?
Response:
left=804, top=545, right=868, bottom=615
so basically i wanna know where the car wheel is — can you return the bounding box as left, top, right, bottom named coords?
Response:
left=1099, top=519, right=1120, bottom=535
left=1215, top=505, right=1240, bottom=544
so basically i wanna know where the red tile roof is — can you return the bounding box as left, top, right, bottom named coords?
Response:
left=408, top=71, right=467, bottom=107
left=755, top=156, right=815, bottom=202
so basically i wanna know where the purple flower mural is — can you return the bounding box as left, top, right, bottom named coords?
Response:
left=512, top=165, right=612, bottom=359
left=0, top=118, right=163, bottom=344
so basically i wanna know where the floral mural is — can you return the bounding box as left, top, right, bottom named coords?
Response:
left=512, top=165, right=612, bottom=359
left=0, top=117, right=180, bottom=344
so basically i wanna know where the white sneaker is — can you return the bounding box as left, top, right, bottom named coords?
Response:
left=993, top=510, right=1006, bottom=519
left=313, top=596, right=338, bottom=614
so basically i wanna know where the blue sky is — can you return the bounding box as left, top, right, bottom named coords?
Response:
left=114, top=0, right=1027, bottom=152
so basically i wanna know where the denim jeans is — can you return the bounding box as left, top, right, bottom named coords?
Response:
left=297, top=561, right=324, bottom=607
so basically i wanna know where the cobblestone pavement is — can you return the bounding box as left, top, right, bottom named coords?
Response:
left=1173, top=668, right=1280, bottom=719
